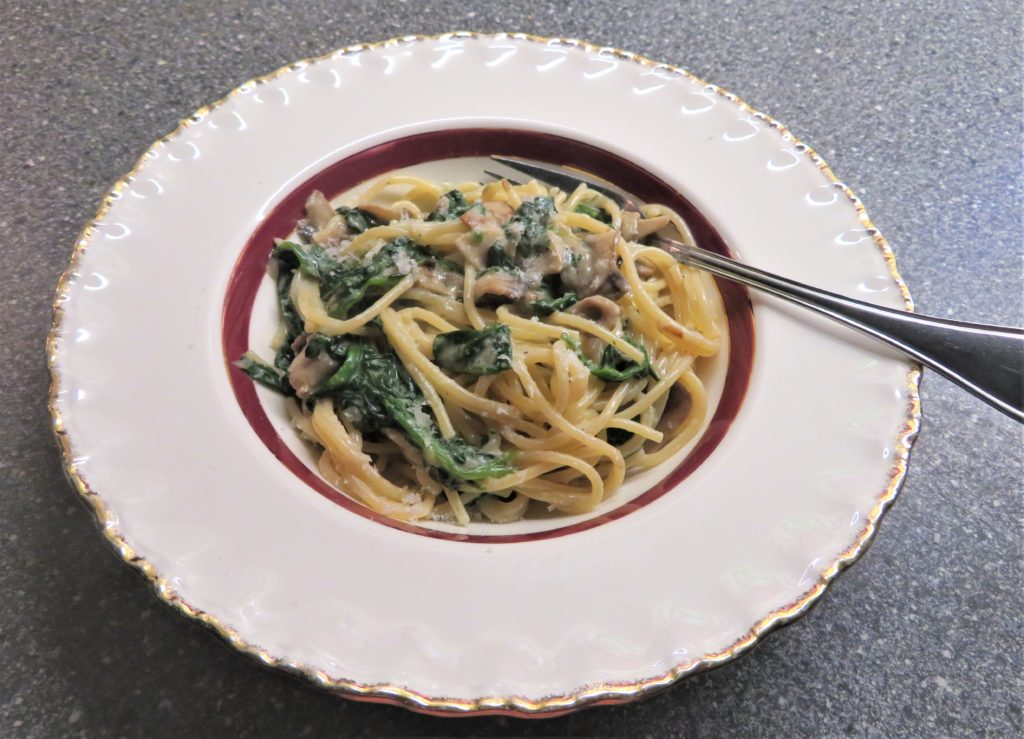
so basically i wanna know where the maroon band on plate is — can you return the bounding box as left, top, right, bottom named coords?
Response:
left=221, top=128, right=755, bottom=542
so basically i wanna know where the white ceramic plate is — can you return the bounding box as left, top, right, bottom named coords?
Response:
left=48, top=33, right=920, bottom=716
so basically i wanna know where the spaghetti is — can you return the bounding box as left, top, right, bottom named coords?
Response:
left=238, top=174, right=725, bottom=525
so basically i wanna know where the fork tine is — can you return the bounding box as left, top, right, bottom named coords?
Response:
left=489, top=156, right=582, bottom=193
left=483, top=169, right=522, bottom=186
left=489, top=156, right=633, bottom=208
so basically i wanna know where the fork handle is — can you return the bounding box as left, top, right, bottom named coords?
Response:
left=657, top=238, right=1024, bottom=423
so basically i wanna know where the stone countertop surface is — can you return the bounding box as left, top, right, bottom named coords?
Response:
left=1, top=2, right=1021, bottom=737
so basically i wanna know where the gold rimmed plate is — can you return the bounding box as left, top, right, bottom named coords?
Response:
left=48, top=33, right=919, bottom=715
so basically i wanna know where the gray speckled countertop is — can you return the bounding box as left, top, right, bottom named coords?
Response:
left=2, top=2, right=1021, bottom=736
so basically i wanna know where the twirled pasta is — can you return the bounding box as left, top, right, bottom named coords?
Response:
left=239, top=173, right=725, bottom=525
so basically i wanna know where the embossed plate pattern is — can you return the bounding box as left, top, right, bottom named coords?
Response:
left=48, top=33, right=919, bottom=715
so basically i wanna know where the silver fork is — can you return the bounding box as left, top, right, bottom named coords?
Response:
left=488, top=155, right=1024, bottom=423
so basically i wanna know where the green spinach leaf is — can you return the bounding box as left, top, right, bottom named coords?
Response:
left=528, top=291, right=578, bottom=317
left=432, top=324, right=513, bottom=375
left=505, top=196, right=554, bottom=257
left=485, top=242, right=517, bottom=270
left=236, top=352, right=293, bottom=395
left=335, top=206, right=383, bottom=234
left=573, top=202, right=613, bottom=224
left=561, top=333, right=657, bottom=382
left=273, top=240, right=341, bottom=279
left=306, top=336, right=515, bottom=483
left=426, top=189, right=473, bottom=221
left=321, top=238, right=458, bottom=318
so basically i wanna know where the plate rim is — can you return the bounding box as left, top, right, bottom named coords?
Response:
left=45, top=31, right=922, bottom=717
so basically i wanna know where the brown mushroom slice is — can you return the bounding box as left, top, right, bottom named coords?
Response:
left=455, top=202, right=513, bottom=269
left=634, top=214, right=671, bottom=239
left=621, top=211, right=671, bottom=241
left=641, top=384, right=694, bottom=453
left=587, top=231, right=629, bottom=300
left=521, top=229, right=569, bottom=277
left=586, top=229, right=618, bottom=266
left=312, top=215, right=348, bottom=248
left=460, top=203, right=508, bottom=246
left=453, top=233, right=487, bottom=270
left=304, top=190, right=335, bottom=229
left=597, top=271, right=630, bottom=301
left=620, top=211, right=641, bottom=241
left=562, top=230, right=630, bottom=300
left=296, top=219, right=317, bottom=244
left=569, top=295, right=622, bottom=330
left=569, top=296, right=622, bottom=362
left=482, top=201, right=514, bottom=224
left=415, top=261, right=464, bottom=298
left=473, top=269, right=527, bottom=303
left=478, top=493, right=530, bottom=523
left=288, top=343, right=340, bottom=399
left=656, top=384, right=693, bottom=435
left=562, top=232, right=610, bottom=296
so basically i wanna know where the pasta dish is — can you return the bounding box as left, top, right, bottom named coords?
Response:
left=238, top=173, right=725, bottom=525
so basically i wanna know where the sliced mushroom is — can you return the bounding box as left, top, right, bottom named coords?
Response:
left=312, top=214, right=349, bottom=249
left=482, top=200, right=514, bottom=224
left=587, top=229, right=618, bottom=265
left=453, top=233, right=488, bottom=270
left=304, top=190, right=335, bottom=229
left=569, top=295, right=621, bottom=330
left=620, top=211, right=640, bottom=240
left=562, top=230, right=629, bottom=300
left=478, top=492, right=530, bottom=523
left=287, top=339, right=340, bottom=399
left=656, top=384, right=693, bottom=435
left=432, top=193, right=454, bottom=219
left=473, top=269, right=527, bottom=304
left=460, top=202, right=509, bottom=245
left=414, top=261, right=464, bottom=298
left=569, top=295, right=622, bottom=362
left=455, top=202, right=514, bottom=269
left=296, top=220, right=317, bottom=244
left=597, top=271, right=630, bottom=301
left=642, top=384, right=694, bottom=453
left=636, top=215, right=671, bottom=239
left=621, top=211, right=671, bottom=241
left=521, top=229, right=568, bottom=277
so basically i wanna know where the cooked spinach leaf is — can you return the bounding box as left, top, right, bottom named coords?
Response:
left=561, top=333, right=657, bottom=382
left=273, top=240, right=341, bottom=279
left=236, top=352, right=293, bottom=395
left=399, top=409, right=516, bottom=483
left=324, top=269, right=406, bottom=319
left=276, top=269, right=304, bottom=340
left=505, top=196, right=554, bottom=257
left=279, top=237, right=461, bottom=319
left=273, top=270, right=303, bottom=371
left=426, top=189, right=473, bottom=221
left=573, top=202, right=613, bottom=224
left=301, top=332, right=333, bottom=360
left=485, top=241, right=517, bottom=270
left=528, top=291, right=578, bottom=317
left=335, top=206, right=383, bottom=234
left=432, top=324, right=512, bottom=375
left=303, top=336, right=515, bottom=483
